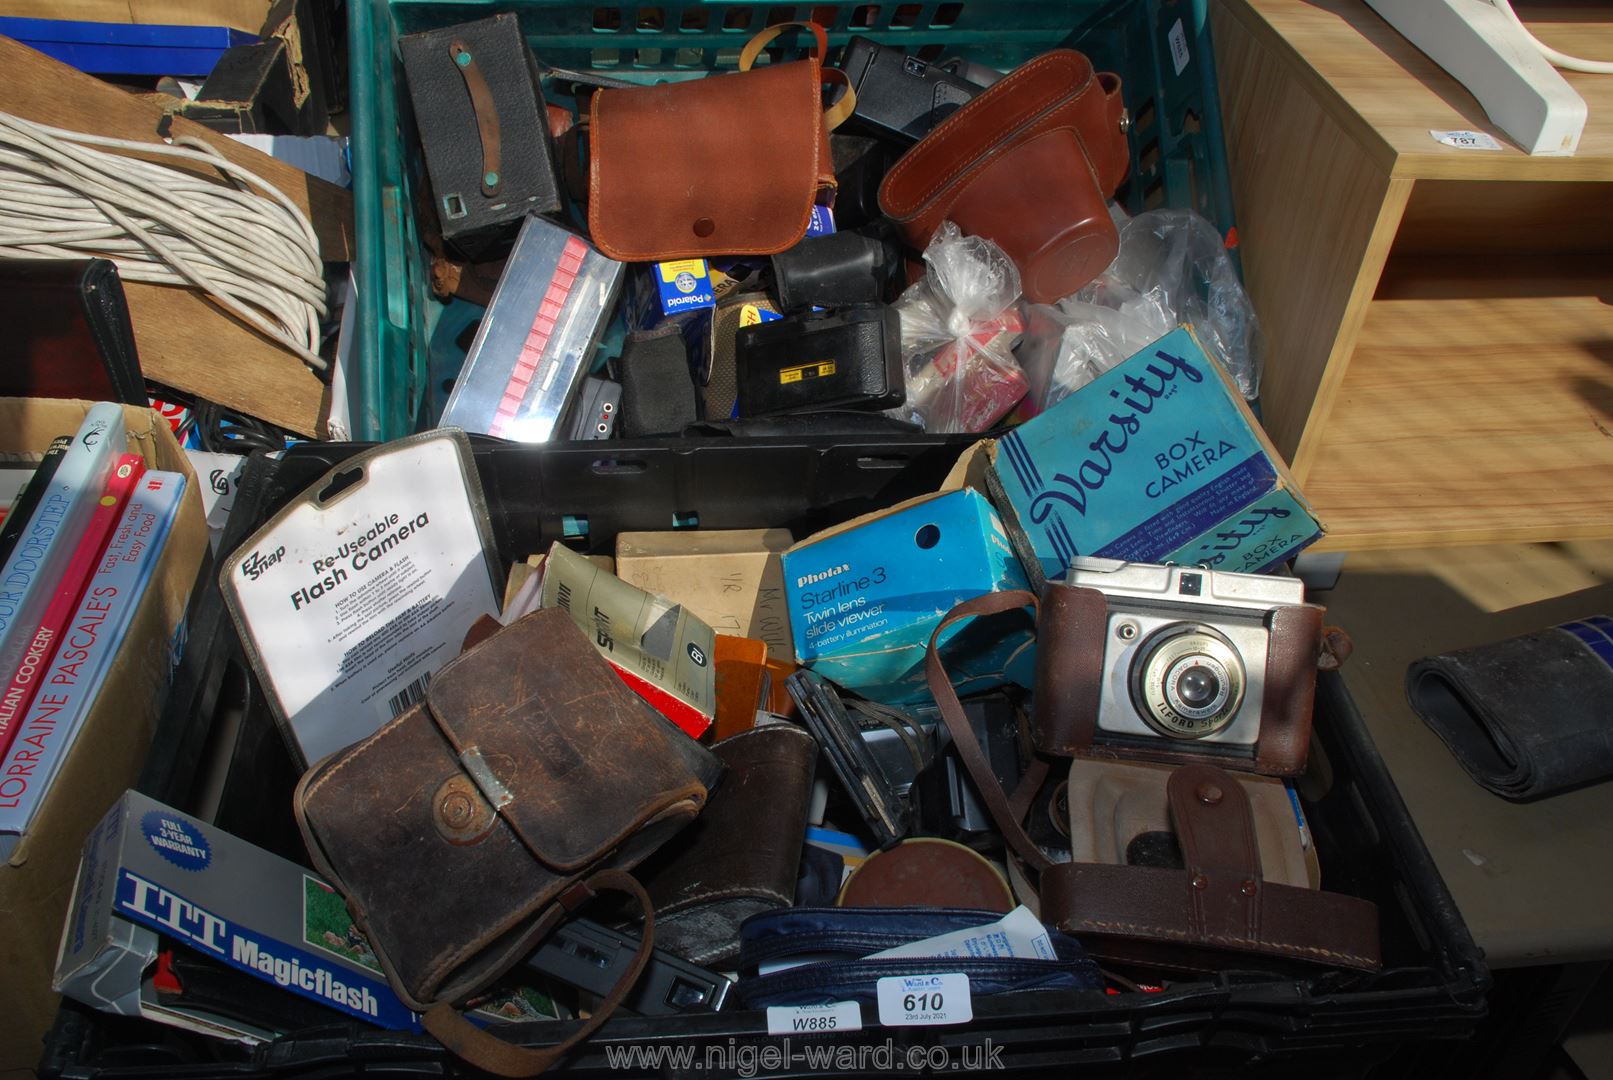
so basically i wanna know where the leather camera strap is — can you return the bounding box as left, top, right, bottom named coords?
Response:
left=449, top=39, right=503, bottom=197
left=738, top=21, right=856, bottom=131
left=1038, top=766, right=1381, bottom=971
left=923, top=590, right=1050, bottom=874
left=422, top=869, right=658, bottom=1077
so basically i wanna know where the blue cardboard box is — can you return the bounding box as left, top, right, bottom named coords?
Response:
left=987, top=325, right=1324, bottom=591
left=783, top=489, right=1035, bottom=706
left=626, top=258, right=715, bottom=331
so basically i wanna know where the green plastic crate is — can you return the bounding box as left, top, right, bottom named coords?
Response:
left=347, top=0, right=1238, bottom=441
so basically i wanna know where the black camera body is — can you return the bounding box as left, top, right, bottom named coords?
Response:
left=736, top=305, right=903, bottom=416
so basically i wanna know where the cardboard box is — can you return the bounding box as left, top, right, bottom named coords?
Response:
left=55, top=790, right=418, bottom=1033
left=615, top=529, right=794, bottom=659
left=782, top=489, right=1034, bottom=706
left=987, top=326, right=1324, bottom=592
left=627, top=259, right=715, bottom=330
left=540, top=543, right=717, bottom=738
left=0, top=400, right=206, bottom=1072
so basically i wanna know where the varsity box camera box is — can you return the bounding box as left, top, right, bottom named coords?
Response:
left=0, top=399, right=206, bottom=1073
left=987, top=326, right=1324, bottom=593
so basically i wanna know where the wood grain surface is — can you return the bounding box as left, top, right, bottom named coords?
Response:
left=1307, top=289, right=1613, bottom=550
left=1232, top=0, right=1613, bottom=179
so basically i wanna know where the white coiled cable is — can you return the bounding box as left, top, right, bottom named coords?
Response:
left=0, top=111, right=328, bottom=372
left=1490, top=0, right=1613, bottom=76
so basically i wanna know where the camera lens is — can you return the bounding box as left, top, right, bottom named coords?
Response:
left=1129, top=624, right=1246, bottom=740
left=1176, top=665, right=1219, bottom=709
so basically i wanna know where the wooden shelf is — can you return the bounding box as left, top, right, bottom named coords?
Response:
left=1237, top=0, right=1613, bottom=181
left=1213, top=0, right=1613, bottom=551
left=1307, top=289, right=1613, bottom=550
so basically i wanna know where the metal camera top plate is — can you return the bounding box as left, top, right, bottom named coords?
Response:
left=1064, top=556, right=1307, bottom=612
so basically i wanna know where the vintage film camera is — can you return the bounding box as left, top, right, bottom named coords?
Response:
left=1035, top=557, right=1324, bottom=776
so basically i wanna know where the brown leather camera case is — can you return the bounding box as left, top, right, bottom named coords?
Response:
left=1066, top=758, right=1316, bottom=889
left=1034, top=581, right=1323, bottom=777
left=633, top=724, right=817, bottom=966
left=1043, top=764, right=1379, bottom=973
left=877, top=49, right=1129, bottom=303
left=588, top=22, right=846, bottom=262
left=295, top=609, right=722, bottom=1075
left=925, top=592, right=1379, bottom=975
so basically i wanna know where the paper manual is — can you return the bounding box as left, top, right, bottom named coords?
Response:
left=868, top=906, right=1056, bottom=961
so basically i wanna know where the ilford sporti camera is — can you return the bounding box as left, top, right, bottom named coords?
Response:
left=1033, top=557, right=1325, bottom=777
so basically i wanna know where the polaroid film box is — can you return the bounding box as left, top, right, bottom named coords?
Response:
left=55, top=791, right=418, bottom=1031
left=782, top=488, right=1034, bottom=706
left=987, top=325, right=1324, bottom=593
left=627, top=259, right=715, bottom=331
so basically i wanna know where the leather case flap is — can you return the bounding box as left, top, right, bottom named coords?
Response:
left=1066, top=758, right=1313, bottom=889
left=424, top=608, right=712, bottom=871
left=1033, top=582, right=1107, bottom=755
left=1041, top=764, right=1381, bottom=972
left=879, top=49, right=1101, bottom=223
left=1255, top=604, right=1322, bottom=775
left=1169, top=764, right=1261, bottom=938
left=589, top=60, right=825, bottom=261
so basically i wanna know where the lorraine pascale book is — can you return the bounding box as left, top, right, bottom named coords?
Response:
left=0, top=469, right=185, bottom=859
left=0, top=455, right=145, bottom=761
left=0, top=404, right=125, bottom=680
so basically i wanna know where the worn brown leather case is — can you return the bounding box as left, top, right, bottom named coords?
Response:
left=878, top=49, right=1129, bottom=303
left=1034, top=582, right=1322, bottom=777
left=294, top=608, right=724, bottom=1012
left=632, top=725, right=816, bottom=966
left=588, top=23, right=842, bottom=261
left=1043, top=764, right=1380, bottom=973
left=837, top=838, right=1014, bottom=912
left=1066, top=759, right=1316, bottom=889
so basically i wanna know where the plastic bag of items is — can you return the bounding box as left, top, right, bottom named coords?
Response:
left=888, top=222, right=1029, bottom=433
left=1015, top=210, right=1263, bottom=415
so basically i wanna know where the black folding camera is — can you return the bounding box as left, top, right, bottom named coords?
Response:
left=835, top=35, right=983, bottom=145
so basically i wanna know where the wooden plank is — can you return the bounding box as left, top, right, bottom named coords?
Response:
left=0, top=33, right=348, bottom=434
left=0, top=33, right=351, bottom=258
left=124, top=282, right=324, bottom=436
left=0, top=0, right=272, bottom=34
left=1305, top=291, right=1613, bottom=551
left=1212, top=0, right=1409, bottom=474
left=1238, top=0, right=1613, bottom=181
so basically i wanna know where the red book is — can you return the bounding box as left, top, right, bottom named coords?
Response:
left=0, top=453, right=144, bottom=759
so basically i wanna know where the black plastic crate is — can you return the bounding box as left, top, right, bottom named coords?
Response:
left=41, top=437, right=1488, bottom=1078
